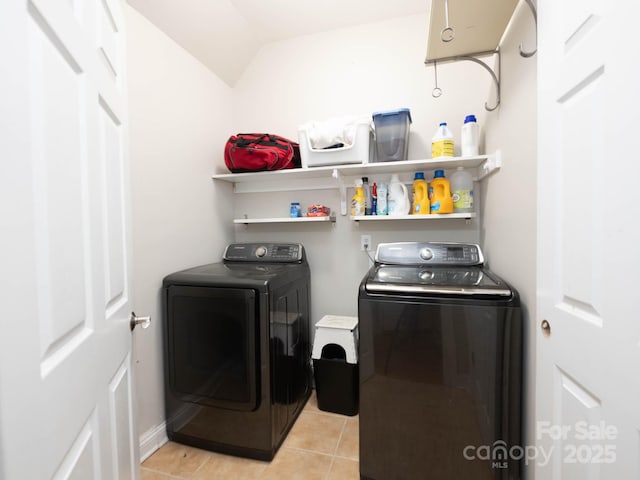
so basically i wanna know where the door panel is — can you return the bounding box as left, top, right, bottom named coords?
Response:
left=166, top=286, right=259, bottom=411
left=557, top=69, right=605, bottom=327
left=537, top=0, right=640, bottom=478
left=0, top=1, right=138, bottom=478
left=29, top=2, right=90, bottom=363
left=109, top=356, right=136, bottom=478
left=53, top=415, right=99, bottom=480
left=98, top=0, right=121, bottom=80
left=100, top=98, right=127, bottom=312
left=554, top=369, right=603, bottom=479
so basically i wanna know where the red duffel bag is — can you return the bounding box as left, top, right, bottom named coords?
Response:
left=224, top=133, right=301, bottom=173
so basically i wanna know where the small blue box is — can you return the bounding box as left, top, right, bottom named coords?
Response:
left=372, top=108, right=412, bottom=162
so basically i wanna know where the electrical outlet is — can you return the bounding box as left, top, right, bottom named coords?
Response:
left=360, top=234, right=372, bottom=252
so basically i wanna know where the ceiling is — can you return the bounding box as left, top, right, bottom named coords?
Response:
left=127, top=0, right=431, bottom=86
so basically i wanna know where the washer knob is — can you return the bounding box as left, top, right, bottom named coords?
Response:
left=419, top=270, right=434, bottom=281
left=419, top=248, right=434, bottom=261
left=255, top=246, right=267, bottom=258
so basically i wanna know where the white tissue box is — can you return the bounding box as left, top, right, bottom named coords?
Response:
left=298, top=120, right=372, bottom=168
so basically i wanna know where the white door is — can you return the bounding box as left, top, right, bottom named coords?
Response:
left=0, top=0, right=139, bottom=478
left=537, top=0, right=640, bottom=478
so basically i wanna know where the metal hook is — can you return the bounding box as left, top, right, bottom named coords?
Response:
left=432, top=61, right=443, bottom=98
left=519, top=0, right=537, bottom=57
left=440, top=0, right=455, bottom=42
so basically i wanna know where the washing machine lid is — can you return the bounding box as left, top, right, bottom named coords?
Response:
left=365, top=265, right=513, bottom=297
left=163, top=262, right=307, bottom=290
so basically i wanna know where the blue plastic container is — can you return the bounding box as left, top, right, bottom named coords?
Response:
left=372, top=108, right=412, bottom=162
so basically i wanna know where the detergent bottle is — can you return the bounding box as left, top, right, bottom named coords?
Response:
left=461, top=114, right=480, bottom=157
left=432, top=122, right=455, bottom=158
left=388, top=174, right=410, bottom=216
left=429, top=169, right=454, bottom=214
left=371, top=182, right=378, bottom=215
left=411, top=172, right=430, bottom=215
left=450, top=166, right=474, bottom=213
left=351, top=180, right=366, bottom=217
left=362, top=177, right=372, bottom=215
left=376, top=182, right=388, bottom=215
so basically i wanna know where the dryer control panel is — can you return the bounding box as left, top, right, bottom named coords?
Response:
left=375, top=242, right=484, bottom=266
left=224, top=243, right=304, bottom=263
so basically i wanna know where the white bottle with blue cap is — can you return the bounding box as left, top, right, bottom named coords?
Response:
left=461, top=114, right=479, bottom=157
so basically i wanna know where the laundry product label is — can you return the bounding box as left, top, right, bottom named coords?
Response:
left=432, top=139, right=454, bottom=157
left=453, top=189, right=473, bottom=209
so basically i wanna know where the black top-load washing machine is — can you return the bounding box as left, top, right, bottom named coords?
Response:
left=358, top=242, right=522, bottom=480
left=162, top=243, right=312, bottom=461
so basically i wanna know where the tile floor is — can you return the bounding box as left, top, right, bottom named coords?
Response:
left=141, top=391, right=359, bottom=480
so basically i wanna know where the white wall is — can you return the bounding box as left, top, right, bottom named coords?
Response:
left=125, top=6, right=234, bottom=457
left=231, top=14, right=493, bottom=327
left=232, top=14, right=494, bottom=160
left=482, top=3, right=537, bottom=479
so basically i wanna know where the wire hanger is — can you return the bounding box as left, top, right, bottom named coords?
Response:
left=432, top=61, right=443, bottom=98
left=440, top=0, right=455, bottom=42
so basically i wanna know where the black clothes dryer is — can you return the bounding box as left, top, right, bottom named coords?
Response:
left=358, top=242, right=522, bottom=480
left=162, top=243, right=312, bottom=461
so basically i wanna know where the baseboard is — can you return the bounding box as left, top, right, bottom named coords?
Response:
left=139, top=421, right=168, bottom=462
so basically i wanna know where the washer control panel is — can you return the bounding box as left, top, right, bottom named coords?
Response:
left=224, top=243, right=303, bottom=262
left=375, top=242, right=483, bottom=266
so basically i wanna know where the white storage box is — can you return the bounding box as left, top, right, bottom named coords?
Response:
left=312, top=315, right=358, bottom=364
left=298, top=120, right=372, bottom=168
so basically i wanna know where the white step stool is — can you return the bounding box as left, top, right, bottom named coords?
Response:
left=311, top=315, right=358, bottom=364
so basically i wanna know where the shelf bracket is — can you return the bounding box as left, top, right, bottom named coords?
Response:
left=519, top=0, right=538, bottom=58
left=332, top=168, right=348, bottom=216
left=476, top=150, right=503, bottom=181
left=425, top=49, right=501, bottom=112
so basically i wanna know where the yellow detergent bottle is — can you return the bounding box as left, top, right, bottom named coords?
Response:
left=429, top=169, right=454, bottom=214
left=411, top=172, right=430, bottom=214
left=351, top=180, right=366, bottom=216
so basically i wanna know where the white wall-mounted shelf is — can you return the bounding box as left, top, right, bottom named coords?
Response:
left=213, top=153, right=500, bottom=217
left=351, top=213, right=476, bottom=222
left=233, top=215, right=335, bottom=225
left=212, top=155, right=496, bottom=191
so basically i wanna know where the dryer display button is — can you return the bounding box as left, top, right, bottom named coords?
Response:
left=419, top=248, right=434, bottom=261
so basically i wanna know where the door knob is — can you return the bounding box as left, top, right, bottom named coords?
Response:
left=130, top=312, right=151, bottom=331
left=541, top=319, right=551, bottom=337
